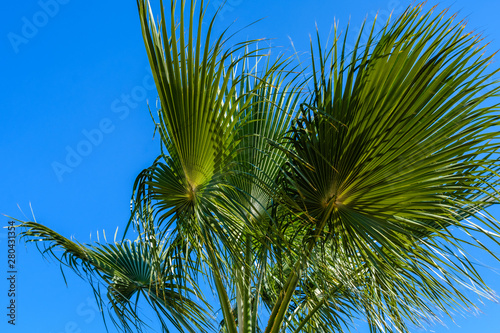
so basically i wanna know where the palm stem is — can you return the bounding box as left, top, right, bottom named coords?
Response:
left=265, top=200, right=336, bottom=333
left=203, top=228, right=238, bottom=333
left=242, top=235, right=253, bottom=333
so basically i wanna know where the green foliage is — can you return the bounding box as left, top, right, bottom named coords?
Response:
left=19, top=1, right=500, bottom=332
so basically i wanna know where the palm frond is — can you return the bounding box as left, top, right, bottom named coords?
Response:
left=20, top=220, right=211, bottom=333
left=272, top=4, right=500, bottom=332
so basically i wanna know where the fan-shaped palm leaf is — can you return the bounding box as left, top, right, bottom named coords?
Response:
left=264, top=4, right=500, bottom=333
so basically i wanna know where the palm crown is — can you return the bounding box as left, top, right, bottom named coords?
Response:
left=20, top=1, right=500, bottom=332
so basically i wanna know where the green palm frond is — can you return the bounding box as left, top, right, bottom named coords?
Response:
left=137, top=0, right=261, bottom=194
left=20, top=220, right=211, bottom=333
left=266, top=4, right=500, bottom=333
left=134, top=3, right=305, bottom=328
left=134, top=2, right=281, bottom=327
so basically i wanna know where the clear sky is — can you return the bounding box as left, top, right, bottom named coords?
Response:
left=2, top=0, right=500, bottom=332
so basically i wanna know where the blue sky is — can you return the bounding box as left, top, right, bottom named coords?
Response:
left=2, top=0, right=500, bottom=332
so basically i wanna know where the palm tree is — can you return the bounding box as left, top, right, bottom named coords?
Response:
left=19, top=1, right=500, bottom=332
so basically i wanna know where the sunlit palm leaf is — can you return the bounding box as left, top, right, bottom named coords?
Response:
left=272, top=4, right=500, bottom=333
